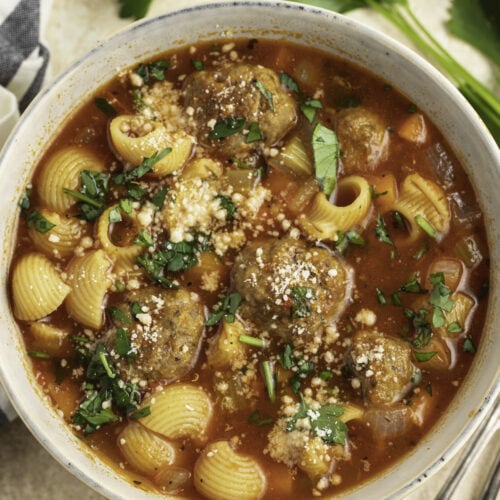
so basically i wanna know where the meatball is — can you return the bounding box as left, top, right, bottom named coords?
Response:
left=335, top=107, right=388, bottom=174
left=232, top=238, right=350, bottom=345
left=183, top=63, right=297, bottom=158
left=106, top=287, right=204, bottom=382
left=345, top=330, right=416, bottom=405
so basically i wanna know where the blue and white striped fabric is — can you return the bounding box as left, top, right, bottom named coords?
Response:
left=0, top=0, right=51, bottom=427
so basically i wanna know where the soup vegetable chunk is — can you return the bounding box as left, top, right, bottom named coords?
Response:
left=10, top=38, right=489, bottom=498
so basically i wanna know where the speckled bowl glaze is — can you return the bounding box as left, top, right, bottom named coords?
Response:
left=0, top=2, right=498, bottom=499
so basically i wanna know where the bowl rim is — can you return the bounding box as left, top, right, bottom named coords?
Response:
left=1, top=1, right=499, bottom=499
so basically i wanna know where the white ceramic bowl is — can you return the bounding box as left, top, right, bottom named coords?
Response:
left=0, top=2, right=499, bottom=498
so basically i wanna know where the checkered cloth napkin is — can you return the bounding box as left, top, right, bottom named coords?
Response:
left=0, top=0, right=51, bottom=426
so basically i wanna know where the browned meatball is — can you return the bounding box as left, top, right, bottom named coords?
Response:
left=183, top=63, right=297, bottom=158
left=335, top=107, right=388, bottom=174
left=232, top=238, right=350, bottom=345
left=106, top=287, right=204, bottom=382
left=345, top=330, right=416, bottom=405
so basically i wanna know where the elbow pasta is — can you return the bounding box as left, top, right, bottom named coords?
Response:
left=140, top=384, right=213, bottom=443
left=194, top=440, right=266, bottom=500
left=65, top=249, right=113, bottom=329
left=37, top=146, right=105, bottom=213
left=117, top=421, right=176, bottom=476
left=300, top=175, right=372, bottom=240
left=109, top=115, right=195, bottom=177
left=28, top=208, right=86, bottom=259
left=12, top=252, right=71, bottom=321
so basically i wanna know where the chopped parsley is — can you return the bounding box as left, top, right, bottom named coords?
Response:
left=206, top=292, right=242, bottom=326
left=151, top=186, right=169, bottom=209
left=94, top=97, right=117, bottom=118
left=137, top=235, right=209, bottom=288
left=19, top=189, right=31, bottom=211
left=210, top=117, right=246, bottom=139
left=191, top=59, right=204, bottom=71
left=335, top=229, right=365, bottom=254
left=245, top=122, right=263, bottom=143
left=290, top=286, right=316, bottom=319
left=113, top=148, right=171, bottom=186
left=429, top=272, right=454, bottom=328
left=253, top=80, right=275, bottom=111
left=279, top=72, right=300, bottom=93
left=72, top=342, right=146, bottom=434
left=300, top=98, right=323, bottom=123
left=134, top=60, right=169, bottom=83
left=26, top=209, right=56, bottom=233
left=287, top=395, right=347, bottom=446
left=215, top=194, right=237, bottom=220
left=375, top=288, right=387, bottom=305
left=312, top=123, right=339, bottom=197
left=463, top=336, right=476, bottom=353
left=375, top=213, right=394, bottom=246
left=63, top=170, right=110, bottom=221
left=134, top=229, right=154, bottom=247
left=248, top=409, right=273, bottom=426
left=414, top=350, right=437, bottom=362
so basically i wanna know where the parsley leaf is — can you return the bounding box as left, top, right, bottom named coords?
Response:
left=206, top=292, right=242, bottom=326
left=463, top=336, right=477, bottom=353
left=414, top=350, right=437, bottom=362
left=64, top=170, right=110, bottom=221
left=191, top=59, right=204, bottom=71
left=311, top=404, right=347, bottom=445
left=300, top=98, right=323, bottom=123
left=26, top=210, right=56, bottom=233
left=94, top=97, right=117, bottom=118
left=253, top=80, right=275, bottom=111
left=248, top=409, right=273, bottom=426
left=210, top=117, right=246, bottom=139
left=151, top=186, right=168, bottom=209
left=375, top=213, right=394, bottom=246
left=245, top=122, right=263, bottom=143
left=215, top=194, right=237, bottom=220
left=280, top=72, right=300, bottom=93
left=290, top=286, right=316, bottom=319
left=134, top=60, right=169, bottom=82
left=312, top=123, right=339, bottom=197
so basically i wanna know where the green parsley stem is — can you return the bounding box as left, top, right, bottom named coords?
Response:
left=99, top=351, right=115, bottom=378
left=239, top=334, right=266, bottom=348
left=63, top=188, right=103, bottom=208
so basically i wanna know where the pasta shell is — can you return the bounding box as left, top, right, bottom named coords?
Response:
left=300, top=175, right=372, bottom=240
left=109, top=115, right=195, bottom=177
left=96, top=206, right=142, bottom=277
left=65, top=249, right=113, bottom=329
left=29, top=322, right=69, bottom=356
left=140, top=384, right=212, bottom=443
left=118, top=422, right=176, bottom=476
left=194, top=440, right=266, bottom=500
left=394, top=173, right=450, bottom=241
left=28, top=208, right=86, bottom=259
left=182, top=157, right=223, bottom=180
left=12, top=253, right=70, bottom=321
left=37, top=146, right=105, bottom=213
